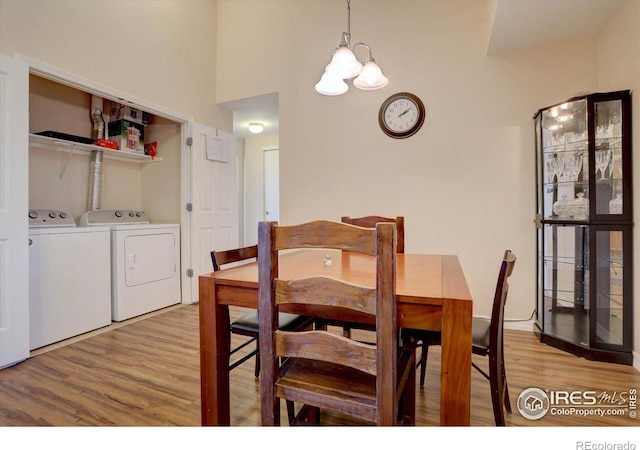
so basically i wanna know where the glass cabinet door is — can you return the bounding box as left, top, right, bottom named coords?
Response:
left=540, top=224, right=589, bottom=345
left=593, top=99, right=624, bottom=217
left=593, top=227, right=628, bottom=349
left=539, top=99, right=589, bottom=221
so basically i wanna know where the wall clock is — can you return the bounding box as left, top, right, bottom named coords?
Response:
left=378, top=92, right=425, bottom=139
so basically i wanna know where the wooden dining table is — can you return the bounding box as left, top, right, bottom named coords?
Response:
left=198, top=249, right=473, bottom=426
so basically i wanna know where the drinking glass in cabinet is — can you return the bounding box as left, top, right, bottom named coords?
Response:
left=595, top=149, right=611, bottom=180
left=609, top=194, right=622, bottom=214
left=545, top=155, right=563, bottom=183
left=564, top=152, right=583, bottom=181
left=545, top=156, right=554, bottom=183
left=568, top=193, right=589, bottom=220
left=596, top=124, right=613, bottom=139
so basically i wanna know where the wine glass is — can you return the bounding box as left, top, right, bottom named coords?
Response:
left=595, top=149, right=611, bottom=180
left=551, top=156, right=565, bottom=182
left=563, top=153, right=575, bottom=182
left=563, top=152, right=582, bottom=181
left=545, top=156, right=556, bottom=183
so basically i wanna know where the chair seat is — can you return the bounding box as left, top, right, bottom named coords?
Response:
left=230, top=311, right=311, bottom=336
left=276, top=355, right=412, bottom=424
left=472, top=317, right=490, bottom=355
left=404, top=317, right=491, bottom=353
left=278, top=358, right=377, bottom=402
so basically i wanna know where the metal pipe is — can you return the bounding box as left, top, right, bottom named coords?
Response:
left=88, top=150, right=103, bottom=211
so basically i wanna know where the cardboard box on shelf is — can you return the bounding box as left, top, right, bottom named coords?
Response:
left=108, top=120, right=145, bottom=152
left=108, top=119, right=145, bottom=139
left=111, top=136, right=144, bottom=153
left=109, top=101, right=144, bottom=124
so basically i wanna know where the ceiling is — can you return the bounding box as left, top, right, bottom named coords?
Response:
left=219, top=93, right=279, bottom=139
left=220, top=0, right=627, bottom=139
left=487, top=0, right=627, bottom=54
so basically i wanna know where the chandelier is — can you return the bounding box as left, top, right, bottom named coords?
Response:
left=314, top=0, right=389, bottom=96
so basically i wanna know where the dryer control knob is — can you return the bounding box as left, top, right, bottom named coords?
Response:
left=128, top=211, right=135, bottom=217
left=48, top=212, right=57, bottom=219
left=115, top=211, right=123, bottom=218
left=59, top=212, right=67, bottom=219
left=29, top=210, right=38, bottom=219
left=136, top=212, right=142, bottom=217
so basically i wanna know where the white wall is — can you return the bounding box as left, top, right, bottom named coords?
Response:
left=597, top=0, right=640, bottom=368
left=217, top=0, right=601, bottom=323
left=0, top=0, right=228, bottom=127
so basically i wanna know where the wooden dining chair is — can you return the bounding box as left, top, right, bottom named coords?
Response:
left=341, top=215, right=404, bottom=253
left=211, top=245, right=313, bottom=377
left=258, top=220, right=416, bottom=426
left=337, top=216, right=405, bottom=339
left=404, top=249, right=516, bottom=426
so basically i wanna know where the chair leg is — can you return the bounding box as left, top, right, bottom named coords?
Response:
left=287, top=403, right=321, bottom=425
left=502, top=359, right=512, bottom=415
left=488, top=354, right=506, bottom=426
left=417, top=342, right=428, bottom=388
left=286, top=401, right=296, bottom=424
left=255, top=339, right=260, bottom=378
left=398, top=349, right=416, bottom=425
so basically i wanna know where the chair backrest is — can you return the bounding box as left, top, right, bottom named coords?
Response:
left=341, top=215, right=405, bottom=253
left=258, top=220, right=397, bottom=425
left=489, top=249, right=517, bottom=364
left=211, top=244, right=258, bottom=271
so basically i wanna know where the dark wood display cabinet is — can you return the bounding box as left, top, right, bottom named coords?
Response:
left=533, top=90, right=633, bottom=365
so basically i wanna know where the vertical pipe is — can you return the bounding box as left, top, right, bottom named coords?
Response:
left=88, top=150, right=103, bottom=211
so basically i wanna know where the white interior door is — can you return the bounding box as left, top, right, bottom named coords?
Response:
left=188, top=124, right=239, bottom=302
left=0, top=54, right=30, bottom=368
left=264, top=148, right=279, bottom=222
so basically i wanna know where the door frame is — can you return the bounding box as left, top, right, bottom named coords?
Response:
left=263, top=146, right=279, bottom=222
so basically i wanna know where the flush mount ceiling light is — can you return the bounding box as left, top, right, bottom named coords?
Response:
left=314, top=0, right=388, bottom=96
left=248, top=123, right=264, bottom=134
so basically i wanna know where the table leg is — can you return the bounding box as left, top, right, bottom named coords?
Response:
left=199, top=276, right=231, bottom=426
left=440, top=297, right=472, bottom=425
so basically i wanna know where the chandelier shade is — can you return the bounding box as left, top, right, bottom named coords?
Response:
left=314, top=72, right=349, bottom=96
left=352, top=58, right=388, bottom=90
left=325, top=44, right=363, bottom=80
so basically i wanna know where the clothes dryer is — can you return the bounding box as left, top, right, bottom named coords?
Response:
left=79, top=210, right=181, bottom=321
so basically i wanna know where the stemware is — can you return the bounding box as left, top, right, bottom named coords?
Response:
left=545, top=156, right=555, bottom=183
left=552, top=156, right=565, bottom=182
left=563, top=152, right=583, bottom=181
left=595, top=149, right=611, bottom=180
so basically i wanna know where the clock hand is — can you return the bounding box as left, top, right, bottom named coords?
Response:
left=398, top=107, right=413, bottom=117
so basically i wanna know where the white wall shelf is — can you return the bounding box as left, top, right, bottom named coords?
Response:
left=29, top=133, right=162, bottom=163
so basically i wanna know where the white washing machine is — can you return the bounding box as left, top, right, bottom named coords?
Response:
left=79, top=210, right=181, bottom=321
left=29, top=209, right=112, bottom=350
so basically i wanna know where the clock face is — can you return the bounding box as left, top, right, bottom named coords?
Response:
left=378, top=92, right=425, bottom=139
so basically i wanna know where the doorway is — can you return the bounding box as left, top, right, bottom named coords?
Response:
left=264, top=148, right=279, bottom=223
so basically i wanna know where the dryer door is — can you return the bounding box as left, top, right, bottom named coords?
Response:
left=124, top=233, right=176, bottom=286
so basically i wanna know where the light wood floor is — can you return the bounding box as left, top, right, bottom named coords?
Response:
left=1, top=304, right=638, bottom=427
